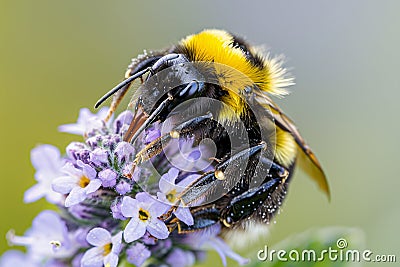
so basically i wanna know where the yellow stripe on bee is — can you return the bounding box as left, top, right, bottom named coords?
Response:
left=180, top=29, right=292, bottom=122
left=275, top=127, right=297, bottom=167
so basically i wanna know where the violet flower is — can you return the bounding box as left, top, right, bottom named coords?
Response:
left=81, top=228, right=123, bottom=267
left=157, top=168, right=198, bottom=226
left=58, top=107, right=109, bottom=136
left=24, top=144, right=64, bottom=204
left=52, top=161, right=101, bottom=207
left=121, top=193, right=169, bottom=243
left=6, top=210, right=78, bottom=261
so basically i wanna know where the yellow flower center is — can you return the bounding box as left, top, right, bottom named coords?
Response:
left=103, top=243, right=112, bottom=256
left=138, top=208, right=150, bottom=222
left=166, top=189, right=177, bottom=203
left=78, top=175, right=90, bottom=188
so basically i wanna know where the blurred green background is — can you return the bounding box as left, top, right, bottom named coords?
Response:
left=1, top=0, right=399, bottom=266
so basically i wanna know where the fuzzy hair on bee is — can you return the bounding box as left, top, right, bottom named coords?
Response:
left=95, top=29, right=329, bottom=241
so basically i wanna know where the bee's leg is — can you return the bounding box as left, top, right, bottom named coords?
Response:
left=221, top=165, right=289, bottom=228
left=164, top=204, right=221, bottom=233
left=134, top=112, right=214, bottom=164
left=177, top=142, right=288, bottom=206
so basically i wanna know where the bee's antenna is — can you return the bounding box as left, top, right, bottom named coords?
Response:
left=94, top=68, right=151, bottom=108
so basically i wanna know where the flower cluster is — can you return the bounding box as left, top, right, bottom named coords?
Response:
left=1, top=108, right=249, bottom=267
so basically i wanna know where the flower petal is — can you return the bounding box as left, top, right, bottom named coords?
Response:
left=207, top=237, right=250, bottom=266
left=85, top=179, right=102, bottom=194
left=86, top=228, right=111, bottom=247
left=174, top=207, right=194, bottom=226
left=81, top=163, right=97, bottom=180
left=124, top=218, right=146, bottom=243
left=30, top=145, right=62, bottom=174
left=111, top=231, right=123, bottom=254
left=121, top=196, right=139, bottom=217
left=104, top=252, right=119, bottom=267
left=135, top=192, right=156, bottom=204
left=52, top=176, right=77, bottom=194
left=65, top=187, right=86, bottom=207
left=81, top=247, right=104, bottom=267
left=159, top=168, right=179, bottom=193
left=24, top=183, right=46, bottom=203
left=147, top=219, right=169, bottom=240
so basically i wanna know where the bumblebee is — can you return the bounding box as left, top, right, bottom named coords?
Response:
left=95, top=29, right=329, bottom=235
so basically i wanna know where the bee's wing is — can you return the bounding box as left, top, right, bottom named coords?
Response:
left=255, top=93, right=330, bottom=200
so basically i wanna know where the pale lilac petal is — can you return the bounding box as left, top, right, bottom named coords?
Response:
left=65, top=187, right=86, bottom=207
left=59, top=107, right=109, bottom=136
left=30, top=145, right=63, bottom=176
left=149, top=200, right=170, bottom=216
left=147, top=219, right=169, bottom=240
left=104, top=253, right=119, bottom=267
left=52, top=176, right=77, bottom=194
left=85, top=179, right=102, bottom=194
left=166, top=248, right=195, bottom=267
left=44, top=189, right=63, bottom=204
left=24, top=182, right=62, bottom=205
left=58, top=123, right=85, bottom=135
left=208, top=237, right=250, bottom=266
left=111, top=231, right=123, bottom=254
left=24, top=183, right=47, bottom=203
left=159, top=168, right=179, bottom=193
left=86, top=228, right=111, bottom=247
left=174, top=207, right=194, bottom=226
left=81, top=247, right=103, bottom=267
left=124, top=219, right=146, bottom=243
left=95, top=107, right=109, bottom=121
left=62, top=163, right=82, bottom=177
left=29, top=211, right=68, bottom=243
left=0, top=250, right=37, bottom=267
left=121, top=197, right=139, bottom=217
left=81, top=163, right=97, bottom=180
left=135, top=192, right=156, bottom=204
left=126, top=243, right=151, bottom=266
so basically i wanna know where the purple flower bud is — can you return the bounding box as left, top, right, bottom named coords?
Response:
left=114, top=142, right=135, bottom=163
left=66, top=142, right=87, bottom=161
left=90, top=148, right=109, bottom=165
left=110, top=200, right=127, bottom=220
left=115, top=179, right=132, bottom=195
left=99, top=169, right=117, bottom=188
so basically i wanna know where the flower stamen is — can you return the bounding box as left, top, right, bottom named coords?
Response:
left=138, top=208, right=150, bottom=222
left=103, top=243, right=112, bottom=256
left=78, top=175, right=90, bottom=188
left=166, top=189, right=177, bottom=203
